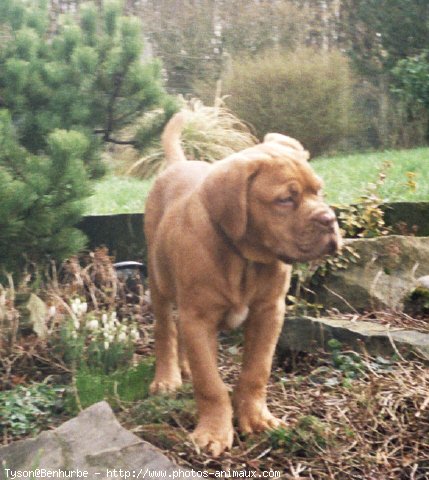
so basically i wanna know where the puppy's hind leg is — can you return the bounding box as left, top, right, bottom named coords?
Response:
left=178, top=325, right=192, bottom=381
left=149, top=287, right=182, bottom=395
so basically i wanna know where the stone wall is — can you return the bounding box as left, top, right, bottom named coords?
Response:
left=78, top=214, right=145, bottom=262
left=78, top=202, right=429, bottom=262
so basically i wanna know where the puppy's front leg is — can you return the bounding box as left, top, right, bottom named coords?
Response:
left=233, top=299, right=285, bottom=433
left=180, top=309, right=233, bottom=457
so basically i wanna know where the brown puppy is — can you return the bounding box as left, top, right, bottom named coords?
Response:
left=144, top=112, right=341, bottom=456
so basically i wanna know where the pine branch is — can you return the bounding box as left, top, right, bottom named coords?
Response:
left=93, top=129, right=137, bottom=145
left=104, top=136, right=137, bottom=146
left=104, top=73, right=125, bottom=141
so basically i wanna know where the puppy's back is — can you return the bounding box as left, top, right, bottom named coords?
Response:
left=145, top=112, right=210, bottom=244
left=145, top=161, right=210, bottom=244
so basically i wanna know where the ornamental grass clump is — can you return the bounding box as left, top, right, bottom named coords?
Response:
left=126, top=99, right=257, bottom=178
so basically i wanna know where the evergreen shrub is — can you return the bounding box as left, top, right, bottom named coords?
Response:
left=0, top=0, right=176, bottom=177
left=0, top=0, right=175, bottom=273
left=0, top=111, right=90, bottom=272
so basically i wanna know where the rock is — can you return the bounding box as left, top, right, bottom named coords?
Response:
left=382, top=202, right=429, bottom=237
left=0, top=402, right=187, bottom=479
left=312, top=235, right=429, bottom=312
left=403, top=276, right=429, bottom=317
left=278, top=316, right=429, bottom=360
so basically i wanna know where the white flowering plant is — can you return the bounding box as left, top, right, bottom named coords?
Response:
left=59, top=298, right=141, bottom=374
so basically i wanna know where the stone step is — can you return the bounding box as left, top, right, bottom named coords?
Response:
left=278, top=316, right=429, bottom=361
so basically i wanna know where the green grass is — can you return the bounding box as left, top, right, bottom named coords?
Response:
left=65, top=359, right=154, bottom=414
left=312, top=147, right=429, bottom=205
left=84, top=174, right=153, bottom=215
left=85, top=148, right=429, bottom=215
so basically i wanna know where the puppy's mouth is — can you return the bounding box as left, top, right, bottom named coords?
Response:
left=278, top=232, right=341, bottom=264
left=277, top=254, right=295, bottom=264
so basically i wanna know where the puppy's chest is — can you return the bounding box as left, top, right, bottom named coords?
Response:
left=222, top=262, right=258, bottom=329
left=224, top=305, right=249, bottom=329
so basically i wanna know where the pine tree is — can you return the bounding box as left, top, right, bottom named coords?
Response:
left=0, top=110, right=90, bottom=272
left=0, top=0, right=175, bottom=274
left=0, top=0, right=176, bottom=177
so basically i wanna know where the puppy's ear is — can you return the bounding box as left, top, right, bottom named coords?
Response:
left=263, top=133, right=310, bottom=162
left=200, top=158, right=259, bottom=242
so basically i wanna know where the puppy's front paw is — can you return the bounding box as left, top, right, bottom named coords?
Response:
left=190, top=423, right=234, bottom=457
left=150, top=375, right=182, bottom=395
left=237, top=403, right=285, bottom=434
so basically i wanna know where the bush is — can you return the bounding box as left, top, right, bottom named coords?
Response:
left=392, top=50, right=429, bottom=109
left=223, top=48, right=360, bottom=156
left=0, top=0, right=176, bottom=274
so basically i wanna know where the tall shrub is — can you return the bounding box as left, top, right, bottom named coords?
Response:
left=339, top=0, right=429, bottom=149
left=223, top=48, right=360, bottom=156
left=392, top=50, right=429, bottom=120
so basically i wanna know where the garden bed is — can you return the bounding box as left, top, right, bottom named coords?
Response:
left=1, top=251, right=428, bottom=479
left=116, top=329, right=429, bottom=479
left=2, top=316, right=429, bottom=479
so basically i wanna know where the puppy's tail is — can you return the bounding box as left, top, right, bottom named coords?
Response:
left=162, top=111, right=188, bottom=164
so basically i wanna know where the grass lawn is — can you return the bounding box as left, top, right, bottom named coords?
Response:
left=313, top=147, right=429, bottom=205
left=85, top=147, right=429, bottom=215
left=85, top=174, right=153, bottom=215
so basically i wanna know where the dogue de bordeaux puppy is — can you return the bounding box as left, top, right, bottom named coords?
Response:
left=144, top=112, right=342, bottom=456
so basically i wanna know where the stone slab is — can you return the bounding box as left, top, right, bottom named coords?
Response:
left=0, top=401, right=187, bottom=480
left=279, top=316, right=429, bottom=360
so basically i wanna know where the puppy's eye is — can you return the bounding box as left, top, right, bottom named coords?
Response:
left=275, top=196, right=294, bottom=206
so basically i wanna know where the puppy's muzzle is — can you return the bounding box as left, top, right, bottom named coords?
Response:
left=311, top=208, right=342, bottom=254
left=311, top=208, right=337, bottom=231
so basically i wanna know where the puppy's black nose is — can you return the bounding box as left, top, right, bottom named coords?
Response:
left=327, top=238, right=339, bottom=254
left=312, top=210, right=336, bottom=228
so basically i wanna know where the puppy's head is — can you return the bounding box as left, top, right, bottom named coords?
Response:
left=200, top=134, right=341, bottom=264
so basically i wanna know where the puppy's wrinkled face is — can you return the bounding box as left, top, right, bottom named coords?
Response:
left=246, top=157, right=341, bottom=263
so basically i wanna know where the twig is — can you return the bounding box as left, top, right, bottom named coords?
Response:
left=386, top=331, right=406, bottom=362
left=322, top=285, right=359, bottom=314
